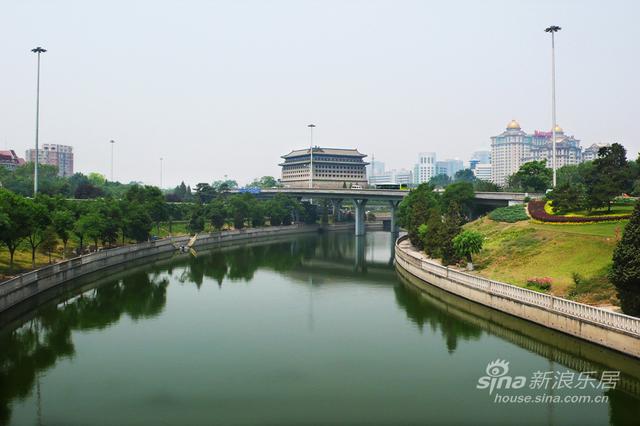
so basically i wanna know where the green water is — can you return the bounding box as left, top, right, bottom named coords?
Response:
left=1, top=231, right=639, bottom=425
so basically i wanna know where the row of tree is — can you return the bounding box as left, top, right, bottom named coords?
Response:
left=428, top=169, right=501, bottom=192
left=398, top=182, right=482, bottom=266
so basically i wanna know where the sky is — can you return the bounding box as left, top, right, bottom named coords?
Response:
left=1, top=0, right=639, bottom=188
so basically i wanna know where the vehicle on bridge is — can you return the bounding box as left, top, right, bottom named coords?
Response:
left=373, top=183, right=409, bottom=191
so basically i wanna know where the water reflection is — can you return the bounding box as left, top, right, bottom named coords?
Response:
left=0, top=232, right=639, bottom=426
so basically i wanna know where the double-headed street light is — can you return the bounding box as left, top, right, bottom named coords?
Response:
left=545, top=25, right=561, bottom=187
left=31, top=46, right=47, bottom=195
left=308, top=124, right=316, bottom=189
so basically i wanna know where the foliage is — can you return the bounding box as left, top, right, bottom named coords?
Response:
left=584, top=143, right=633, bottom=212
left=548, top=182, right=587, bottom=214
left=207, top=198, right=226, bottom=230
left=397, top=183, right=441, bottom=247
left=488, top=205, right=528, bottom=223
left=428, top=173, right=451, bottom=188
left=442, top=182, right=474, bottom=219
left=525, top=277, right=552, bottom=292
left=507, top=160, right=552, bottom=193
left=0, top=189, right=32, bottom=269
left=248, top=176, right=281, bottom=189
left=452, top=230, right=484, bottom=263
left=473, top=179, right=501, bottom=192
left=528, top=200, right=631, bottom=223
left=610, top=203, right=640, bottom=315
left=453, top=168, right=476, bottom=183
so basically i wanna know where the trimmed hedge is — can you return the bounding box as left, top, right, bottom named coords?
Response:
left=489, top=205, right=529, bottom=223
left=528, top=200, right=631, bottom=223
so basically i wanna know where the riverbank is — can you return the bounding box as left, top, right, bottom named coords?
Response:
left=0, top=222, right=375, bottom=315
left=394, top=235, right=640, bottom=358
left=464, top=216, right=624, bottom=306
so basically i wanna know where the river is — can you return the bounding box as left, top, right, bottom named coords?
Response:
left=1, top=231, right=639, bottom=425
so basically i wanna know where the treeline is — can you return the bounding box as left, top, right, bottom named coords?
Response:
left=428, top=169, right=501, bottom=192
left=398, top=182, right=483, bottom=267
left=0, top=185, right=308, bottom=272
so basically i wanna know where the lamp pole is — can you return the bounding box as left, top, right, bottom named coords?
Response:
left=109, top=140, right=115, bottom=181
left=160, top=157, right=163, bottom=188
left=307, top=124, right=316, bottom=189
left=31, top=46, right=46, bottom=195
left=545, top=25, right=561, bottom=187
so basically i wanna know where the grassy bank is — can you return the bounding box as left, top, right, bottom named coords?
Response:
left=465, top=216, right=625, bottom=306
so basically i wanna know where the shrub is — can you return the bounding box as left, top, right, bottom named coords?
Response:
left=526, top=277, right=552, bottom=292
left=488, top=205, right=528, bottom=223
left=528, top=200, right=631, bottom=223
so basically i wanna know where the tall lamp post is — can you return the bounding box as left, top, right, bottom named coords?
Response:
left=307, top=124, right=316, bottom=189
left=160, top=157, right=163, bottom=188
left=109, top=140, right=115, bottom=181
left=545, top=25, right=561, bottom=187
left=31, top=46, right=47, bottom=195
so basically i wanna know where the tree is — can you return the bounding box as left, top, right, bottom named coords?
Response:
left=194, top=183, right=216, bottom=204
left=548, top=183, right=587, bottom=214
left=52, top=209, right=75, bottom=257
left=227, top=194, right=251, bottom=229
left=212, top=179, right=238, bottom=192
left=439, top=204, right=464, bottom=266
left=507, top=160, right=552, bottom=192
left=610, top=202, right=640, bottom=315
left=39, top=226, right=59, bottom=263
left=442, top=182, right=474, bottom=220
left=248, top=176, right=280, bottom=189
left=585, top=143, right=631, bottom=212
left=207, top=198, right=227, bottom=230
left=428, top=173, right=451, bottom=188
left=0, top=189, right=31, bottom=270
left=25, top=197, right=51, bottom=268
left=453, top=169, right=476, bottom=183
left=248, top=198, right=266, bottom=227
left=397, top=183, right=441, bottom=248
left=123, top=205, right=152, bottom=242
left=453, top=230, right=484, bottom=270
left=473, top=179, right=501, bottom=192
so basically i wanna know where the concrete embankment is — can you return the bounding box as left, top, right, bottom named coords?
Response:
left=394, top=235, right=640, bottom=359
left=0, top=222, right=378, bottom=315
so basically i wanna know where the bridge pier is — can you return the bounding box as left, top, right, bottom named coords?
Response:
left=353, top=199, right=368, bottom=236
left=388, top=200, right=400, bottom=234
left=331, top=198, right=343, bottom=222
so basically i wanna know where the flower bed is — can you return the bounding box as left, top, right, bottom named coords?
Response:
left=528, top=200, right=631, bottom=223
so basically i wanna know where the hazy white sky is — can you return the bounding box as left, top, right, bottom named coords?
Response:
left=1, top=0, right=639, bottom=187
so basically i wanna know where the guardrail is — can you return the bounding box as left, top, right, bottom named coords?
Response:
left=395, top=235, right=640, bottom=337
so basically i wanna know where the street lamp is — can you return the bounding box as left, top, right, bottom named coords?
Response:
left=160, top=157, right=163, bottom=188
left=31, top=46, right=46, bottom=195
left=109, top=140, right=115, bottom=181
left=545, top=25, right=561, bottom=187
left=307, top=124, right=316, bottom=189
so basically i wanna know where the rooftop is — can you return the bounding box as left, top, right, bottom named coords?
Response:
left=282, top=147, right=367, bottom=159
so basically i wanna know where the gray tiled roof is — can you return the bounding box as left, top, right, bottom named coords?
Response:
left=282, top=147, right=366, bottom=158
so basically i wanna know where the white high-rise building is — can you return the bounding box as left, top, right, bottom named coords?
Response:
left=413, top=152, right=436, bottom=184
left=25, top=143, right=74, bottom=177
left=473, top=164, right=492, bottom=181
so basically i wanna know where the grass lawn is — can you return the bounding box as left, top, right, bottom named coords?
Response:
left=465, top=217, right=619, bottom=306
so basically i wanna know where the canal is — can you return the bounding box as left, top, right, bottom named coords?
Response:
left=1, top=231, right=639, bottom=425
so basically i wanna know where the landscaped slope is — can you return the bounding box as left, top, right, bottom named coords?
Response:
left=464, top=216, right=626, bottom=306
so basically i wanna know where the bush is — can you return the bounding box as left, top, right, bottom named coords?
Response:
left=488, top=205, right=528, bottom=223
left=528, top=200, right=631, bottom=223
left=526, top=277, right=552, bottom=292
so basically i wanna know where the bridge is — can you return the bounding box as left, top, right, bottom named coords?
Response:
left=232, top=188, right=539, bottom=236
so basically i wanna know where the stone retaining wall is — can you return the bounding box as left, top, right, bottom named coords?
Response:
left=395, top=235, right=640, bottom=358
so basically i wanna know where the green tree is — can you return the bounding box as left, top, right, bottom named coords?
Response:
left=248, top=176, right=280, bottom=188
left=397, top=183, right=441, bottom=248
left=428, top=173, right=451, bottom=188
left=0, top=189, right=31, bottom=270
left=507, top=160, right=552, bottom=192
left=453, top=169, right=476, bottom=183
left=123, top=205, right=152, bottom=242
left=52, top=209, right=75, bottom=257
left=610, top=202, right=640, bottom=315
left=248, top=199, right=266, bottom=227
left=227, top=194, right=251, bottom=229
left=453, top=230, right=484, bottom=270
left=25, top=197, right=51, bottom=267
left=207, top=198, right=227, bottom=230
left=39, top=226, right=59, bottom=263
left=585, top=143, right=631, bottom=212
left=442, top=182, right=474, bottom=220
left=549, top=183, right=587, bottom=214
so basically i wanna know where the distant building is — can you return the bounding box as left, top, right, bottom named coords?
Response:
left=413, top=152, right=436, bottom=184
left=26, top=143, right=74, bottom=177
left=370, top=168, right=413, bottom=186
left=471, top=150, right=491, bottom=165
left=0, top=150, right=25, bottom=171
left=367, top=160, right=386, bottom=180
left=490, top=120, right=582, bottom=187
left=473, top=163, right=492, bottom=181
left=582, top=143, right=610, bottom=162
left=436, top=159, right=464, bottom=177
left=279, top=147, right=368, bottom=189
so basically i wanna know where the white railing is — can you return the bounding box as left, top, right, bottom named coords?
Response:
left=395, top=235, right=640, bottom=337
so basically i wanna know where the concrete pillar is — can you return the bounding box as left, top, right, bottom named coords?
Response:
left=331, top=199, right=343, bottom=222
left=353, top=199, right=368, bottom=236
left=354, top=235, right=367, bottom=272
left=389, top=200, right=400, bottom=234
